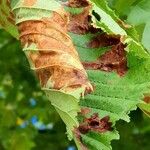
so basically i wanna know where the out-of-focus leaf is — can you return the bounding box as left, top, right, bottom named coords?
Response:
left=0, top=0, right=18, bottom=38
left=10, top=133, right=35, bottom=150
left=127, top=0, right=150, bottom=50
left=127, top=0, right=150, bottom=25
left=138, top=103, right=150, bottom=117
left=142, top=22, right=150, bottom=51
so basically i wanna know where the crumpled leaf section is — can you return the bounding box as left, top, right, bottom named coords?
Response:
left=11, top=0, right=93, bottom=95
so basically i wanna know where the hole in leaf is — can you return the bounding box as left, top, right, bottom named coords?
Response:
left=92, top=10, right=101, bottom=21
left=89, top=120, right=99, bottom=127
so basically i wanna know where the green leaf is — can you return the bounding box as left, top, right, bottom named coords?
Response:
left=127, top=0, right=150, bottom=50
left=81, top=131, right=119, bottom=150
left=0, top=0, right=19, bottom=38
left=69, top=32, right=110, bottom=62
left=68, top=1, right=150, bottom=148
left=11, top=0, right=61, bottom=24
left=90, top=0, right=127, bottom=35
left=112, top=0, right=137, bottom=16
left=64, top=6, right=84, bottom=15
left=44, top=89, right=80, bottom=140
left=127, top=0, right=150, bottom=25
left=10, top=133, right=35, bottom=150
left=142, top=22, right=150, bottom=51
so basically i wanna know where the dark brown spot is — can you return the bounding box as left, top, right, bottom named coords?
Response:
left=73, top=113, right=112, bottom=150
left=144, top=96, right=150, bottom=104
left=83, top=42, right=128, bottom=76
left=66, top=0, right=103, bottom=35
left=37, top=68, right=52, bottom=87
left=84, top=83, right=94, bottom=95
left=79, top=124, right=90, bottom=134
left=88, top=33, right=120, bottom=48
left=67, top=6, right=91, bottom=34
left=89, top=120, right=99, bottom=127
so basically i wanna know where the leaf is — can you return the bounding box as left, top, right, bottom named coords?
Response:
left=127, top=0, right=150, bottom=25
left=69, top=30, right=150, bottom=149
left=138, top=96, right=150, bottom=117
left=127, top=0, right=150, bottom=50
left=90, top=0, right=127, bottom=35
left=142, top=22, right=150, bottom=51
left=67, top=0, right=150, bottom=149
left=139, top=103, right=150, bottom=117
left=10, top=133, right=35, bottom=150
left=0, top=0, right=150, bottom=150
left=0, top=0, right=19, bottom=38
left=11, top=0, right=93, bottom=95
left=81, top=131, right=119, bottom=150
left=10, top=0, right=93, bottom=140
left=44, top=89, right=80, bottom=139
left=111, top=0, right=137, bottom=16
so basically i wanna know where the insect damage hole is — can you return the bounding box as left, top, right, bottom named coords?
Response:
left=89, top=120, right=100, bottom=128
left=92, top=10, right=101, bottom=21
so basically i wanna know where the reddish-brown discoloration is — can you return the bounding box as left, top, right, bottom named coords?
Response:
left=80, top=108, right=91, bottom=115
left=78, top=113, right=113, bottom=134
left=18, top=7, right=93, bottom=94
left=83, top=42, right=128, bottom=76
left=67, top=0, right=102, bottom=35
left=68, top=6, right=91, bottom=34
left=66, top=0, right=92, bottom=34
left=74, top=129, right=88, bottom=150
left=37, top=66, right=89, bottom=90
left=66, top=1, right=128, bottom=76
left=74, top=113, right=112, bottom=149
left=117, top=19, right=131, bottom=29
left=88, top=33, right=120, bottom=48
left=68, top=0, right=89, bottom=8
left=23, top=0, right=36, bottom=6
left=144, top=96, right=150, bottom=104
